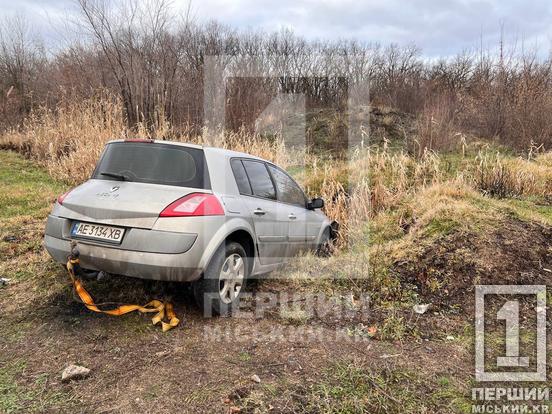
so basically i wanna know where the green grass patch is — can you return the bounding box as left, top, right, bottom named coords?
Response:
left=0, top=359, right=72, bottom=413
left=500, top=198, right=552, bottom=226
left=0, top=151, right=67, bottom=219
left=423, top=216, right=460, bottom=237
left=298, top=360, right=470, bottom=413
left=0, top=320, right=33, bottom=345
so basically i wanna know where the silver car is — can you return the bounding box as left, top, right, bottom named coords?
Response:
left=44, top=139, right=332, bottom=314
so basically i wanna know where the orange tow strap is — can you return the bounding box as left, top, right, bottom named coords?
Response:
left=66, top=257, right=180, bottom=332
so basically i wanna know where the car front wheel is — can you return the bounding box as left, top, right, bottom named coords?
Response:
left=316, top=227, right=333, bottom=257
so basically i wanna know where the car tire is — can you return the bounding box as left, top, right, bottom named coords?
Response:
left=316, top=227, right=333, bottom=257
left=193, top=241, right=248, bottom=316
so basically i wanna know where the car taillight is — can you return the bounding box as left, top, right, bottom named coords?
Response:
left=57, top=189, right=72, bottom=205
left=159, top=193, right=225, bottom=217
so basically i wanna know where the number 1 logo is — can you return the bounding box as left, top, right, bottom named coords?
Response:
left=475, top=285, right=546, bottom=382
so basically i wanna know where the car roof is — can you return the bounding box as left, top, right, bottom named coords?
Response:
left=107, top=139, right=267, bottom=162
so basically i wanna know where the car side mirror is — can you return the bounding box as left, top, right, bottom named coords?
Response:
left=308, top=197, right=324, bottom=210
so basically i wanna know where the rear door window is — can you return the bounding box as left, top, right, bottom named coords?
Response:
left=231, top=159, right=252, bottom=195
left=242, top=160, right=276, bottom=200
left=92, top=142, right=210, bottom=188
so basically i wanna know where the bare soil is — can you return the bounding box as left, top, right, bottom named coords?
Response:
left=395, top=216, right=552, bottom=311
left=0, top=267, right=471, bottom=413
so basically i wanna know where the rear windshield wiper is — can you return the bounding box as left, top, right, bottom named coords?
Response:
left=100, top=171, right=130, bottom=181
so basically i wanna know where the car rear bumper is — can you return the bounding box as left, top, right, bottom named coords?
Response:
left=44, top=235, right=203, bottom=282
left=44, top=215, right=210, bottom=282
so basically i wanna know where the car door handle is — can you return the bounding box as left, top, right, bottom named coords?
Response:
left=288, top=213, right=297, bottom=220
left=253, top=208, right=266, bottom=216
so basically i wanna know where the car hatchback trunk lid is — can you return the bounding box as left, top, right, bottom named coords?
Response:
left=58, top=180, right=205, bottom=229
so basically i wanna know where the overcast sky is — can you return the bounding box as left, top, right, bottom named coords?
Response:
left=1, top=0, right=551, bottom=57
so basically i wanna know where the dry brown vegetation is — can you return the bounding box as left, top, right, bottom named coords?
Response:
left=3, top=92, right=552, bottom=253
left=0, top=93, right=454, bottom=247
left=1, top=1, right=552, bottom=152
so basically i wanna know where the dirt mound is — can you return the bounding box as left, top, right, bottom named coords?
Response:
left=394, top=216, right=552, bottom=310
left=368, top=106, right=417, bottom=144
left=284, top=105, right=416, bottom=153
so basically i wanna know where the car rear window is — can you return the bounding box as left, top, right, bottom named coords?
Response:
left=92, top=142, right=210, bottom=188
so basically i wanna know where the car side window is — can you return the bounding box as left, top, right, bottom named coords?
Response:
left=242, top=160, right=276, bottom=200
left=267, top=165, right=307, bottom=207
left=230, top=159, right=252, bottom=195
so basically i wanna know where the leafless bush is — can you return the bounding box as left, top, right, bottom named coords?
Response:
left=475, top=156, right=522, bottom=198
left=3, top=3, right=552, bottom=153
left=472, top=149, right=552, bottom=199
left=410, top=97, right=458, bottom=156
left=0, top=14, right=46, bottom=128
left=6, top=89, right=552, bottom=252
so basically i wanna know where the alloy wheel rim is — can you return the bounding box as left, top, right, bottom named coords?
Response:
left=219, top=253, right=245, bottom=304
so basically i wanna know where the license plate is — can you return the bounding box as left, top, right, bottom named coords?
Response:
left=71, top=222, right=125, bottom=244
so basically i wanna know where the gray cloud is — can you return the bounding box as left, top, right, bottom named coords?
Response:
left=0, top=0, right=551, bottom=56
left=185, top=0, right=552, bottom=55
left=0, top=0, right=76, bottom=48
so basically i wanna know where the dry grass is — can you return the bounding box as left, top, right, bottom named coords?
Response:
left=411, top=98, right=458, bottom=155
left=0, top=94, right=294, bottom=182
left=474, top=150, right=552, bottom=199
left=299, top=146, right=443, bottom=245
left=4, top=95, right=552, bottom=250
left=0, top=92, right=127, bottom=183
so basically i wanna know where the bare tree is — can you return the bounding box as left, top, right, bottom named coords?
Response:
left=0, top=13, right=46, bottom=126
left=4, top=8, right=552, bottom=151
left=76, top=0, right=182, bottom=131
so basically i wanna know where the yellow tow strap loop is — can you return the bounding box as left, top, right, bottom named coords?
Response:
left=66, top=257, right=180, bottom=332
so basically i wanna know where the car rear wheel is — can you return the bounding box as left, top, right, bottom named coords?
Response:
left=193, top=241, right=248, bottom=316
